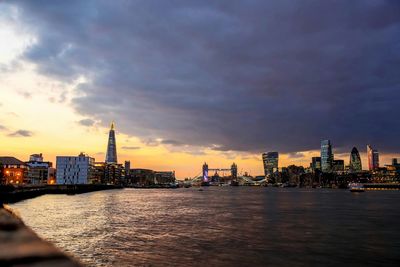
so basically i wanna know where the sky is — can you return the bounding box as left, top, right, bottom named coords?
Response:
left=0, top=0, right=399, bottom=178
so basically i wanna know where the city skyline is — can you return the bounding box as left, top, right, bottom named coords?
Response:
left=1, top=1, right=400, bottom=178
left=1, top=121, right=398, bottom=178
left=1, top=2, right=400, bottom=267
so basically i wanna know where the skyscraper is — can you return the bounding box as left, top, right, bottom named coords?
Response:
left=321, top=140, right=333, bottom=173
left=367, top=144, right=379, bottom=171
left=349, top=147, right=362, bottom=172
left=332, top=159, right=345, bottom=173
left=106, top=122, right=118, bottom=164
left=262, top=152, right=279, bottom=176
left=311, top=157, right=321, bottom=172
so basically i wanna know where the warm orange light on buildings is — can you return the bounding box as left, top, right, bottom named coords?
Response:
left=2, top=168, right=27, bottom=185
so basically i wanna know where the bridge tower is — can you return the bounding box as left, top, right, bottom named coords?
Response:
left=231, top=163, right=238, bottom=180
left=202, top=162, right=209, bottom=182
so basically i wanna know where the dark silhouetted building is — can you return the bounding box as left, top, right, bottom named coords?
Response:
left=105, top=163, right=124, bottom=184
left=231, top=163, right=238, bottom=180
left=93, top=162, right=106, bottom=184
left=154, top=171, right=175, bottom=184
left=311, top=157, right=321, bottom=172
left=125, top=160, right=130, bottom=173
left=130, top=168, right=155, bottom=185
left=333, top=160, right=345, bottom=173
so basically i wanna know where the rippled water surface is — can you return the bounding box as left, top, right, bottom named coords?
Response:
left=10, top=187, right=400, bottom=266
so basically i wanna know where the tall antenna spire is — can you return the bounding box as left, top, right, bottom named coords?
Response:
left=111, top=121, right=115, bottom=130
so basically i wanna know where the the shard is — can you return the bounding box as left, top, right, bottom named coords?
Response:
left=105, top=122, right=118, bottom=164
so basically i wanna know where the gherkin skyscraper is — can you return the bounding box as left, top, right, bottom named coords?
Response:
left=105, top=122, right=118, bottom=164
left=349, top=147, right=362, bottom=172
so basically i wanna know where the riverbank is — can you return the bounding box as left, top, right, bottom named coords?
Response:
left=0, top=184, right=123, bottom=204
left=0, top=205, right=82, bottom=266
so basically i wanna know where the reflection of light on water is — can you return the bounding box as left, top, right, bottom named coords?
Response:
left=9, top=188, right=400, bottom=266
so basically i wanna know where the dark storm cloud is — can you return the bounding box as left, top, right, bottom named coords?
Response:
left=161, top=139, right=184, bottom=146
left=78, top=118, right=95, bottom=127
left=8, top=0, right=400, bottom=153
left=8, top=130, right=33, bottom=137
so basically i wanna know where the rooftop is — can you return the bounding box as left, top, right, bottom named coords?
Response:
left=0, top=157, right=25, bottom=166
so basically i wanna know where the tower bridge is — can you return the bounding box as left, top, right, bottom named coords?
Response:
left=187, top=163, right=267, bottom=186
left=202, top=162, right=237, bottom=183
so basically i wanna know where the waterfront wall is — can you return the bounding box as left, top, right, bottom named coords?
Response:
left=0, top=205, right=82, bottom=266
left=0, top=184, right=122, bottom=204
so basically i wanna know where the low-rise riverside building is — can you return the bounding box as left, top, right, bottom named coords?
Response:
left=104, top=163, right=124, bottom=185
left=154, top=171, right=176, bottom=184
left=25, top=154, right=53, bottom=185
left=0, top=157, right=27, bottom=185
left=128, top=169, right=176, bottom=186
left=56, top=153, right=95, bottom=184
left=129, top=168, right=155, bottom=186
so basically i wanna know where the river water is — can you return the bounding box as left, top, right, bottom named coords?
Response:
left=10, top=187, right=400, bottom=266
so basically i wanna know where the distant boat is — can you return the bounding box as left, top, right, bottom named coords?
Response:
left=349, top=183, right=365, bottom=192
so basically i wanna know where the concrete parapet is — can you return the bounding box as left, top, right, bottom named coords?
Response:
left=0, top=206, right=82, bottom=266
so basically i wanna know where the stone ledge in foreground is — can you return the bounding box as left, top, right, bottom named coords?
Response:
left=0, top=205, right=82, bottom=267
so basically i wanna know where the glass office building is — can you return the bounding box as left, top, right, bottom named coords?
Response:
left=321, top=140, right=333, bottom=173
left=262, top=152, right=279, bottom=176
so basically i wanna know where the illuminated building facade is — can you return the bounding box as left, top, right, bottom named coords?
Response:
left=367, top=144, right=379, bottom=171
left=0, top=157, right=27, bottom=185
left=56, top=153, right=95, bottom=184
left=321, top=140, right=333, bottom=173
left=262, top=152, right=279, bottom=176
left=349, top=147, right=362, bottom=172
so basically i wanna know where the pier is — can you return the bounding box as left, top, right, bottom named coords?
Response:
left=363, top=183, right=400, bottom=190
